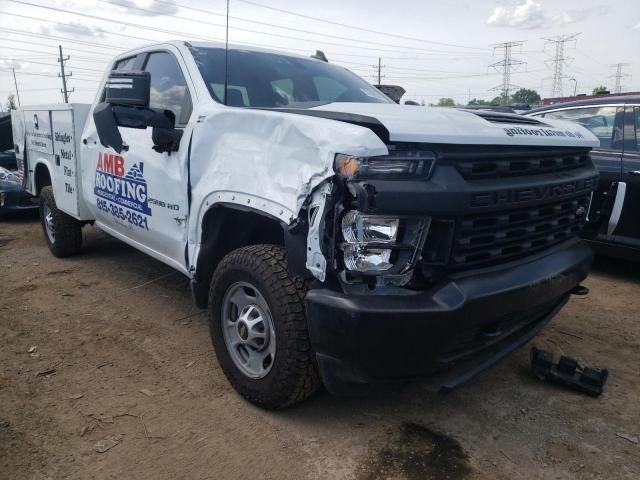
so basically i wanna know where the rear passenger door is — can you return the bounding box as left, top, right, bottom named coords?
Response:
left=616, top=105, right=640, bottom=243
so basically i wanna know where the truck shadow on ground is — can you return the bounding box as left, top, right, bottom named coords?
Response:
left=591, top=255, right=640, bottom=283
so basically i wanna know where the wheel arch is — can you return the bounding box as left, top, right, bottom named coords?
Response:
left=34, top=161, right=52, bottom=195
left=191, top=202, right=297, bottom=308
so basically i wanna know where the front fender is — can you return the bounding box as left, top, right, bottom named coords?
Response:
left=186, top=106, right=387, bottom=269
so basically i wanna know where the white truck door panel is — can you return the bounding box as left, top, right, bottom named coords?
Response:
left=82, top=125, right=190, bottom=270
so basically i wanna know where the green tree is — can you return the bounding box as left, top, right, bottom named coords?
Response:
left=4, top=94, right=17, bottom=111
left=436, top=97, right=456, bottom=107
left=592, top=85, right=608, bottom=94
left=491, top=96, right=504, bottom=105
left=467, top=98, right=492, bottom=106
left=511, top=88, right=541, bottom=105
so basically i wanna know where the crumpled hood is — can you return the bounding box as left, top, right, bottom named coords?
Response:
left=311, top=102, right=600, bottom=148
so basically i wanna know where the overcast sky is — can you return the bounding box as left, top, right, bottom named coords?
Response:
left=0, top=0, right=638, bottom=107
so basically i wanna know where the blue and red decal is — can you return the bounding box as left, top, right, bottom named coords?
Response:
left=94, top=152, right=151, bottom=216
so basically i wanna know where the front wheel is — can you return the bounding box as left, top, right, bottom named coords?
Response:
left=39, top=186, right=82, bottom=257
left=209, top=245, right=321, bottom=409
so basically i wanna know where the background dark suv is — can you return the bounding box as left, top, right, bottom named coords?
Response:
left=528, top=96, right=640, bottom=259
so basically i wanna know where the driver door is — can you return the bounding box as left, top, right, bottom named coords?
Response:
left=82, top=49, right=194, bottom=272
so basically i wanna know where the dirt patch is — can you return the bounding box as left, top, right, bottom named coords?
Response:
left=1, top=219, right=640, bottom=480
left=357, top=422, right=471, bottom=480
left=0, top=235, right=14, bottom=248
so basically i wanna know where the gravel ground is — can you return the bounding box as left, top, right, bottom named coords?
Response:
left=1, top=214, right=639, bottom=480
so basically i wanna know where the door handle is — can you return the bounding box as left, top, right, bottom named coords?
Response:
left=628, top=170, right=640, bottom=176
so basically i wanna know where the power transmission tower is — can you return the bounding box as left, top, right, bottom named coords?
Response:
left=609, top=63, right=630, bottom=93
left=372, top=57, right=385, bottom=84
left=543, top=34, right=580, bottom=98
left=57, top=45, right=74, bottom=103
left=489, top=41, right=526, bottom=105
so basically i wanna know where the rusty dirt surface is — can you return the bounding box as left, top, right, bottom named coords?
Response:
left=1, top=214, right=639, bottom=480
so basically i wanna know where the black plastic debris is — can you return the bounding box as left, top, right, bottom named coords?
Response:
left=530, top=347, right=608, bottom=397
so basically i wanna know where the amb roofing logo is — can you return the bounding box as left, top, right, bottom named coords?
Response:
left=94, top=152, right=152, bottom=216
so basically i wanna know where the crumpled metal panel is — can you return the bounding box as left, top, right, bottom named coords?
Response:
left=187, top=106, right=387, bottom=265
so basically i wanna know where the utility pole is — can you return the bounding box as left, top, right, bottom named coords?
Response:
left=489, top=41, right=525, bottom=105
left=543, top=34, right=580, bottom=98
left=372, top=57, right=385, bottom=84
left=11, top=67, right=20, bottom=106
left=609, top=63, right=630, bottom=94
left=58, top=45, right=74, bottom=103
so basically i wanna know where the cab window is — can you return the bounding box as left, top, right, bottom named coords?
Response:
left=543, top=106, right=622, bottom=150
left=143, top=52, right=193, bottom=126
left=114, top=56, right=136, bottom=71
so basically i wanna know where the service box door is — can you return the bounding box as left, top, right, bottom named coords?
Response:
left=51, top=109, right=79, bottom=217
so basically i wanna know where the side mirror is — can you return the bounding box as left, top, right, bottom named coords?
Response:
left=105, top=71, right=150, bottom=107
left=94, top=70, right=182, bottom=154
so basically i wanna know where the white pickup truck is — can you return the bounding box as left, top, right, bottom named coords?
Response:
left=12, top=41, right=600, bottom=409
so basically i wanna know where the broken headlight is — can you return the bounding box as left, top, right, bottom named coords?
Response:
left=334, top=150, right=435, bottom=179
left=340, top=210, right=429, bottom=274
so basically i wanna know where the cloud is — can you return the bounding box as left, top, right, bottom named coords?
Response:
left=555, top=5, right=609, bottom=25
left=487, top=0, right=546, bottom=29
left=110, top=0, right=179, bottom=17
left=0, top=59, right=22, bottom=70
left=52, top=21, right=107, bottom=38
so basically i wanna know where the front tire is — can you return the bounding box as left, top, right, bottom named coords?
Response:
left=209, top=245, right=321, bottom=409
left=39, top=186, right=82, bottom=257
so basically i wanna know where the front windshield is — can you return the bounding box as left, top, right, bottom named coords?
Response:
left=189, top=47, right=393, bottom=109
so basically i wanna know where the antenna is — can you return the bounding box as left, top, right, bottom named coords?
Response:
left=223, top=0, right=229, bottom=106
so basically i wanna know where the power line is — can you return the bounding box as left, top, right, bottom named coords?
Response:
left=0, top=37, right=118, bottom=57
left=234, top=0, right=489, bottom=50
left=543, top=33, right=580, bottom=97
left=0, top=27, right=127, bottom=52
left=6, top=0, right=491, bottom=57
left=98, top=0, right=489, bottom=56
left=0, top=69, right=99, bottom=82
left=609, top=63, right=631, bottom=93
left=488, top=41, right=526, bottom=104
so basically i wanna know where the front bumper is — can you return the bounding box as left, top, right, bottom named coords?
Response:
left=305, top=238, right=592, bottom=394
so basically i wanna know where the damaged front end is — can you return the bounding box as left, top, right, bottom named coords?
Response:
left=300, top=144, right=439, bottom=292
left=298, top=142, right=597, bottom=395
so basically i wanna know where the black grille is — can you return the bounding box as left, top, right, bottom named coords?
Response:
left=450, top=195, right=589, bottom=269
left=447, top=147, right=590, bottom=179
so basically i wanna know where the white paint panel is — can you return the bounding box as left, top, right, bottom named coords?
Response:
left=312, top=102, right=600, bottom=147
left=24, top=110, right=54, bottom=155
left=51, top=109, right=79, bottom=216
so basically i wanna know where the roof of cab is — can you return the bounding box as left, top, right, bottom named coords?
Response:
left=114, top=40, right=326, bottom=64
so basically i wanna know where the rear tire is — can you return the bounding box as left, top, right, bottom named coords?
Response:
left=209, top=244, right=321, bottom=409
left=39, top=186, right=82, bottom=257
